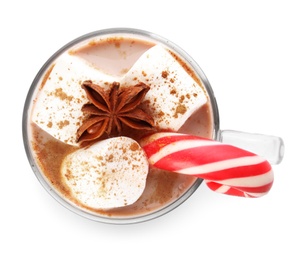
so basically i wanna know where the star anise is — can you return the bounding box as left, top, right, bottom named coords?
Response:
left=76, top=80, right=154, bottom=143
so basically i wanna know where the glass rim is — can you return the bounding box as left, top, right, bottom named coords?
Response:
left=22, top=27, right=220, bottom=224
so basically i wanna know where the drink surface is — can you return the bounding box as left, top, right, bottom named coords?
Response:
left=28, top=35, right=213, bottom=218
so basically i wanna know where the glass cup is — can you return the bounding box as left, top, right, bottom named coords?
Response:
left=22, top=28, right=284, bottom=224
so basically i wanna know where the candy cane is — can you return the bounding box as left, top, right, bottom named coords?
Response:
left=139, top=132, right=274, bottom=198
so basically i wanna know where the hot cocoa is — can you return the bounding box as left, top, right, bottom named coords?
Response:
left=26, top=31, right=214, bottom=220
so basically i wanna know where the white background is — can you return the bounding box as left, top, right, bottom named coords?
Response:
left=1, top=0, right=302, bottom=259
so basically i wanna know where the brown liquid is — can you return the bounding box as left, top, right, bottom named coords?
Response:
left=29, top=35, right=213, bottom=218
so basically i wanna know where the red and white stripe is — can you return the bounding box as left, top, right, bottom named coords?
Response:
left=140, top=132, right=274, bottom=198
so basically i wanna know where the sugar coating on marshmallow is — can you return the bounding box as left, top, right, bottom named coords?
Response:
left=120, top=45, right=208, bottom=131
left=31, top=53, right=115, bottom=146
left=61, top=137, right=149, bottom=209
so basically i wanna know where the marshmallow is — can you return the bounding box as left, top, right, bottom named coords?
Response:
left=31, top=53, right=115, bottom=146
left=32, top=45, right=208, bottom=146
left=61, top=137, right=149, bottom=209
left=120, top=45, right=208, bottom=131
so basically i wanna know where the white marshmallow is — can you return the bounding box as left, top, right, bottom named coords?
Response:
left=31, top=53, right=115, bottom=146
left=120, top=45, right=208, bottom=131
left=61, top=137, right=149, bottom=209
left=32, top=45, right=208, bottom=146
